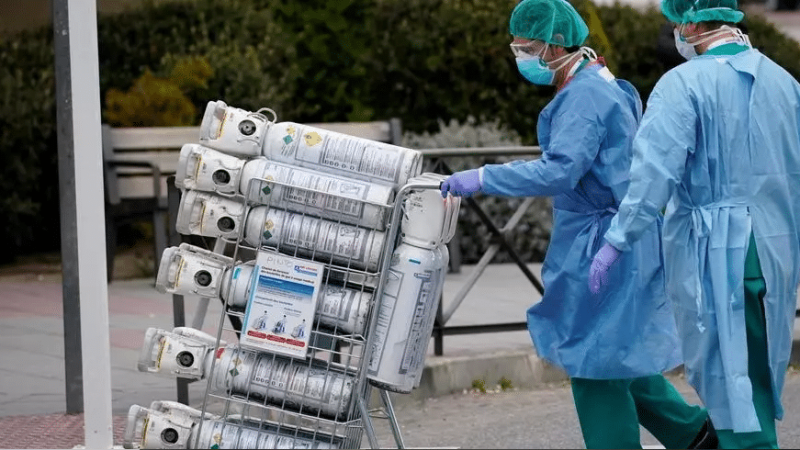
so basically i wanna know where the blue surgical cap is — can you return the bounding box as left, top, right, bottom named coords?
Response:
left=509, top=0, right=589, bottom=47
left=661, top=0, right=745, bottom=24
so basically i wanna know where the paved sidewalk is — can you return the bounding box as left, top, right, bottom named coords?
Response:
left=0, top=262, right=546, bottom=448
left=0, top=262, right=544, bottom=415
left=2, top=259, right=800, bottom=448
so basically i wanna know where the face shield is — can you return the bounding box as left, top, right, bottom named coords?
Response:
left=510, top=40, right=549, bottom=59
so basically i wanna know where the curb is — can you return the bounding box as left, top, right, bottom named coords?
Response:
left=385, top=337, right=800, bottom=406
left=416, top=349, right=568, bottom=397
left=381, top=349, right=567, bottom=408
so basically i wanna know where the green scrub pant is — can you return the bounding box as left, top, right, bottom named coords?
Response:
left=570, top=374, right=707, bottom=449
left=715, top=233, right=778, bottom=449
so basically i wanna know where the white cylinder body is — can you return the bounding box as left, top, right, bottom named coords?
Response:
left=262, top=121, right=422, bottom=188
left=199, top=100, right=270, bottom=157
left=221, top=264, right=372, bottom=335
left=194, top=418, right=338, bottom=449
left=176, top=190, right=247, bottom=240
left=412, top=243, right=449, bottom=388
left=175, top=143, right=246, bottom=194
left=240, top=158, right=392, bottom=230
left=124, top=402, right=338, bottom=449
left=212, top=346, right=355, bottom=420
left=244, top=206, right=385, bottom=272
left=366, top=241, right=444, bottom=393
left=312, top=283, right=372, bottom=337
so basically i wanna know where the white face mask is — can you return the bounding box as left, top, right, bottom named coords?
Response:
left=674, top=28, right=698, bottom=60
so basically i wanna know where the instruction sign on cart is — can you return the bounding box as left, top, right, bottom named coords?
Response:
left=241, top=250, right=324, bottom=358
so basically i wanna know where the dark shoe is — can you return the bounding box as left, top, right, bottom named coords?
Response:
left=687, top=417, right=719, bottom=449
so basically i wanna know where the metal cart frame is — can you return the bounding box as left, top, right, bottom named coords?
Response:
left=188, top=173, right=441, bottom=449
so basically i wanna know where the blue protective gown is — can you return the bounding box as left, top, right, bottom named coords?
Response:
left=604, top=47, right=800, bottom=433
left=482, top=65, right=683, bottom=379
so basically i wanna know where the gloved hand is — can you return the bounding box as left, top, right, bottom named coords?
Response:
left=440, top=169, right=482, bottom=198
left=588, top=242, right=622, bottom=294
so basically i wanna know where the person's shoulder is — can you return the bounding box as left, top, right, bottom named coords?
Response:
left=727, top=50, right=800, bottom=91
left=562, top=68, right=642, bottom=115
left=649, top=61, right=697, bottom=95
left=751, top=50, right=797, bottom=78
left=557, top=72, right=609, bottom=109
left=567, top=67, right=619, bottom=95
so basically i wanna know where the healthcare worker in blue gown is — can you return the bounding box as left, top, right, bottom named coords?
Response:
left=440, top=0, right=715, bottom=448
left=589, top=0, right=800, bottom=448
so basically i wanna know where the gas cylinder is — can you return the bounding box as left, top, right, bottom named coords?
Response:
left=199, top=100, right=423, bottom=188
left=240, top=156, right=393, bottom=230
left=213, top=345, right=355, bottom=420
left=124, top=400, right=340, bottom=449
left=176, top=144, right=393, bottom=230
left=156, top=244, right=374, bottom=335
left=366, top=177, right=458, bottom=392
left=198, top=100, right=270, bottom=157
left=175, top=190, right=247, bottom=240
left=243, top=206, right=385, bottom=272
left=137, top=327, right=219, bottom=380
left=365, top=241, right=444, bottom=393
left=137, top=328, right=355, bottom=420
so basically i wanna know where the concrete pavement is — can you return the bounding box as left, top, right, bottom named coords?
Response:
left=0, top=263, right=545, bottom=419
left=0, top=261, right=549, bottom=448
left=2, top=259, right=800, bottom=448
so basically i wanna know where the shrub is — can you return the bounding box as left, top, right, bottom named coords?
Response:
left=0, top=27, right=57, bottom=262
left=104, top=57, right=212, bottom=127
left=2, top=0, right=799, bottom=262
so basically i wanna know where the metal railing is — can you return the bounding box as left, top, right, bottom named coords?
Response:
left=418, top=146, right=545, bottom=356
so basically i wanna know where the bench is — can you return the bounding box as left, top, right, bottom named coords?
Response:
left=102, top=118, right=404, bottom=281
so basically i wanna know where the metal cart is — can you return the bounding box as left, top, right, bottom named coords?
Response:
left=186, top=173, right=449, bottom=449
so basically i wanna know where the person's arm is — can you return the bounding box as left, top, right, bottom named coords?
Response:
left=481, top=88, right=605, bottom=197
left=604, top=73, right=696, bottom=251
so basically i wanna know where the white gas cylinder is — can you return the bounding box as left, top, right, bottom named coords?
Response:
left=243, top=206, right=385, bottom=272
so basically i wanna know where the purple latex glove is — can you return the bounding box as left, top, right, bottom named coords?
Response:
left=440, top=169, right=482, bottom=198
left=589, top=242, right=622, bottom=294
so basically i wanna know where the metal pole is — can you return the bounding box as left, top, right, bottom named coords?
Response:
left=53, top=0, right=114, bottom=446
left=166, top=179, right=190, bottom=405
left=434, top=300, right=444, bottom=356
left=53, top=0, right=82, bottom=415
left=379, top=389, right=406, bottom=449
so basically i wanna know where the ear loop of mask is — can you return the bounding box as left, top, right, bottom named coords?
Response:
left=580, top=47, right=598, bottom=61
left=546, top=45, right=592, bottom=72
left=679, top=23, right=752, bottom=49
left=563, top=47, right=598, bottom=79
left=729, top=26, right=752, bottom=47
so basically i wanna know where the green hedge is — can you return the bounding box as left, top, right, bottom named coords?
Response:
left=1, top=0, right=800, bottom=263
left=0, top=27, right=58, bottom=260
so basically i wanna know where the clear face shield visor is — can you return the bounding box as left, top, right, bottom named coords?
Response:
left=509, top=41, right=549, bottom=59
